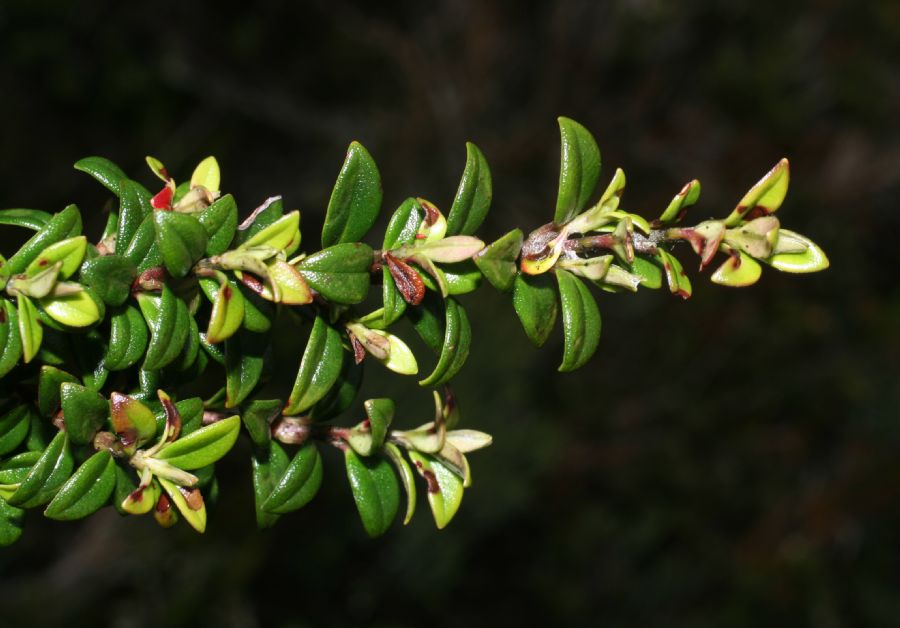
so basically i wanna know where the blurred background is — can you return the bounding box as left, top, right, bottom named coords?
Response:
left=0, top=1, right=898, bottom=626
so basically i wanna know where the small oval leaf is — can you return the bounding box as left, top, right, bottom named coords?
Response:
left=44, top=451, right=115, bottom=520
left=156, top=415, right=240, bottom=470
left=556, top=269, right=602, bottom=372
left=322, top=142, right=382, bottom=247
left=555, top=117, right=601, bottom=225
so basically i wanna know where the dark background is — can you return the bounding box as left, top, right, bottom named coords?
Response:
left=0, top=1, right=898, bottom=626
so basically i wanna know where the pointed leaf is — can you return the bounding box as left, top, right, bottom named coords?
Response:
left=444, top=142, right=493, bottom=236
left=297, top=243, right=373, bottom=304
left=224, top=331, right=267, bottom=408
left=384, top=443, right=416, bottom=525
left=322, top=141, right=382, bottom=247
left=190, top=156, right=220, bottom=193
left=765, top=229, right=830, bottom=273
left=198, top=193, right=238, bottom=255
left=206, top=279, right=245, bottom=344
left=724, top=158, right=790, bottom=227
left=261, top=442, right=323, bottom=514
left=0, top=498, right=24, bottom=546
left=138, top=286, right=189, bottom=370
left=267, top=260, right=312, bottom=305
left=157, top=415, right=240, bottom=470
left=284, top=316, right=343, bottom=415
left=383, top=198, right=424, bottom=250
left=157, top=477, right=206, bottom=533
left=0, top=301, right=22, bottom=378
left=8, top=430, right=73, bottom=508
left=60, top=382, right=108, bottom=446
left=40, top=288, right=102, bottom=328
left=345, top=449, right=400, bottom=538
left=657, top=249, right=693, bottom=299
left=154, top=211, right=208, bottom=278
left=408, top=236, right=485, bottom=264
left=419, top=298, right=471, bottom=386
left=117, top=179, right=149, bottom=252
left=239, top=211, right=300, bottom=255
left=25, top=236, right=87, bottom=279
left=556, top=269, right=602, bottom=372
left=474, top=228, right=523, bottom=292
left=105, top=305, right=149, bottom=371
left=17, top=294, right=42, bottom=363
left=408, top=451, right=463, bottom=529
left=658, top=179, right=701, bottom=224
left=74, top=156, right=127, bottom=196
left=346, top=398, right=394, bottom=456
left=555, top=117, right=601, bottom=225
left=0, top=405, right=31, bottom=456
left=110, top=392, right=157, bottom=451
left=512, top=273, right=558, bottom=347
left=0, top=209, right=51, bottom=231
left=310, top=352, right=363, bottom=422
left=44, top=451, right=115, bottom=520
left=6, top=204, right=82, bottom=275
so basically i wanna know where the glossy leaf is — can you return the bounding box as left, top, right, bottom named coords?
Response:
left=0, top=301, right=23, bottom=378
left=44, top=451, right=115, bottom=520
left=383, top=198, right=424, bottom=250
left=241, top=398, right=280, bottom=447
left=408, top=451, right=463, bottom=529
left=407, top=236, right=485, bottom=264
left=190, top=156, right=220, bottom=193
left=765, top=229, right=830, bottom=273
left=239, top=211, right=300, bottom=255
left=0, top=498, right=24, bottom=546
left=40, top=288, right=102, bottom=328
left=105, top=305, right=149, bottom=371
left=555, top=117, right=601, bottom=225
left=17, top=294, right=42, bottom=363
left=6, top=204, right=82, bottom=275
left=0, top=405, right=31, bottom=456
left=556, top=269, right=602, bottom=372
left=8, top=430, right=73, bottom=508
left=384, top=443, right=416, bottom=525
left=382, top=265, right=408, bottom=325
left=79, top=255, right=136, bottom=306
left=74, top=156, right=127, bottom=196
left=346, top=398, right=394, bottom=456
left=117, top=179, right=149, bottom=253
left=157, top=477, right=206, bottom=533
left=157, top=415, right=240, bottom=470
left=512, top=273, right=558, bottom=347
left=419, top=298, right=471, bottom=386
left=261, top=442, right=323, bottom=515
left=224, top=331, right=267, bottom=407
left=658, top=179, right=701, bottom=224
left=121, top=211, right=160, bottom=270
left=622, top=255, right=664, bottom=289
left=724, top=158, right=790, bottom=227
left=297, top=243, right=373, bottom=304
left=322, top=141, right=382, bottom=247
left=657, top=249, right=693, bottom=299
left=60, top=382, right=108, bottom=446
left=198, top=193, right=238, bottom=255
left=110, top=392, right=157, bottom=451
left=138, top=286, right=189, bottom=371
left=266, top=260, right=312, bottom=305
left=154, top=211, right=208, bottom=278
left=345, top=449, right=400, bottom=538
left=0, top=209, right=51, bottom=231
left=711, top=250, right=763, bottom=287
left=445, top=142, right=493, bottom=236
left=474, top=228, right=523, bottom=292
left=310, top=353, right=363, bottom=422
left=25, top=236, right=86, bottom=279
left=284, top=317, right=343, bottom=415
left=206, top=279, right=245, bottom=344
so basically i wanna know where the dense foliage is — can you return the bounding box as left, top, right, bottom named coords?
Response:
left=0, top=118, right=826, bottom=544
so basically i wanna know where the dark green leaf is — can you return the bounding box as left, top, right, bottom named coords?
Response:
left=8, top=430, right=73, bottom=508
left=383, top=198, right=424, bottom=250
left=104, top=305, right=149, bottom=371
left=261, top=442, right=322, bottom=514
left=138, top=286, right=189, bottom=371
left=252, top=441, right=288, bottom=529
left=345, top=448, right=399, bottom=538
left=346, top=398, right=394, bottom=456
left=310, top=352, right=363, bottom=422
left=157, top=415, right=240, bottom=470
left=382, top=266, right=407, bottom=326
left=198, top=193, right=238, bottom=255
left=74, top=156, right=127, bottom=196
left=0, top=209, right=51, bottom=231
left=408, top=292, right=445, bottom=354
left=284, top=317, right=343, bottom=415
left=6, top=204, right=82, bottom=275
left=79, top=255, right=136, bottom=306
left=60, top=382, right=108, bottom=445
left=154, top=211, right=208, bottom=278
left=235, top=196, right=283, bottom=246
left=474, top=228, right=524, bottom=292
left=37, top=366, right=78, bottom=418
left=0, top=301, right=22, bottom=378
left=419, top=298, right=471, bottom=387
left=0, top=405, right=31, bottom=456
left=120, top=211, right=160, bottom=271
left=44, top=451, right=115, bottom=520
left=117, top=179, right=149, bottom=254
left=447, top=142, right=492, bottom=236
left=0, top=498, right=24, bottom=546
left=555, top=117, right=601, bottom=225
left=297, top=243, right=373, bottom=304
left=512, top=273, right=558, bottom=347
left=241, top=399, right=280, bottom=447
left=322, top=142, right=382, bottom=247
left=556, top=269, right=602, bottom=372
left=224, top=330, right=267, bottom=408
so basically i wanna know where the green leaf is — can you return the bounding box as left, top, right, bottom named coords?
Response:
left=252, top=441, right=287, bottom=529
left=157, top=415, right=240, bottom=470
left=119, top=473, right=160, bottom=515
left=157, top=477, right=206, bottom=533
left=382, top=266, right=407, bottom=326
left=409, top=292, right=445, bottom=354
left=79, top=255, right=136, bottom=306
left=310, top=352, right=363, bottom=422
left=198, top=194, right=238, bottom=255
left=724, top=158, right=790, bottom=227
left=117, top=179, right=149, bottom=254
left=419, top=298, right=471, bottom=386
left=555, top=117, right=601, bottom=225
left=236, top=196, right=284, bottom=246
left=190, top=156, right=220, bottom=193
left=59, top=382, right=108, bottom=446
left=0, top=301, right=22, bottom=378
left=6, top=204, right=82, bottom=275
left=556, top=269, right=602, bottom=372
left=121, top=211, right=160, bottom=270
left=74, top=156, right=127, bottom=196
left=657, top=249, right=693, bottom=298
left=224, top=331, right=267, bottom=408
left=407, top=236, right=484, bottom=264
left=383, top=443, right=416, bottom=525
left=344, top=448, right=400, bottom=538
left=658, top=179, right=701, bottom=224
left=37, top=366, right=77, bottom=418
left=17, top=294, right=42, bottom=363
left=622, top=255, right=664, bottom=289
left=265, top=260, right=313, bottom=305
left=0, top=451, right=41, bottom=487
left=44, top=451, right=115, bottom=520
left=8, top=430, right=73, bottom=508
left=711, top=250, right=763, bottom=287
left=239, top=211, right=300, bottom=255
left=474, top=228, right=523, bottom=292
left=105, top=305, right=149, bottom=371
left=260, top=442, right=323, bottom=514
left=241, top=399, right=280, bottom=447
left=322, top=141, right=382, bottom=247
left=206, top=278, right=245, bottom=344
left=110, top=392, right=157, bottom=451
left=25, top=236, right=87, bottom=279
left=446, top=142, right=492, bottom=236
left=0, top=209, right=52, bottom=231
left=40, top=287, right=103, bottom=328
left=383, top=198, right=424, bottom=250
left=512, top=273, right=558, bottom=347
left=297, top=243, right=373, bottom=304
left=284, top=316, right=343, bottom=415
left=0, top=405, right=31, bottom=456
left=138, top=286, right=189, bottom=370
left=154, top=211, right=208, bottom=278
left=0, top=498, right=24, bottom=546
left=346, top=398, right=394, bottom=456
left=408, top=451, right=463, bottom=529
left=765, top=229, right=829, bottom=273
